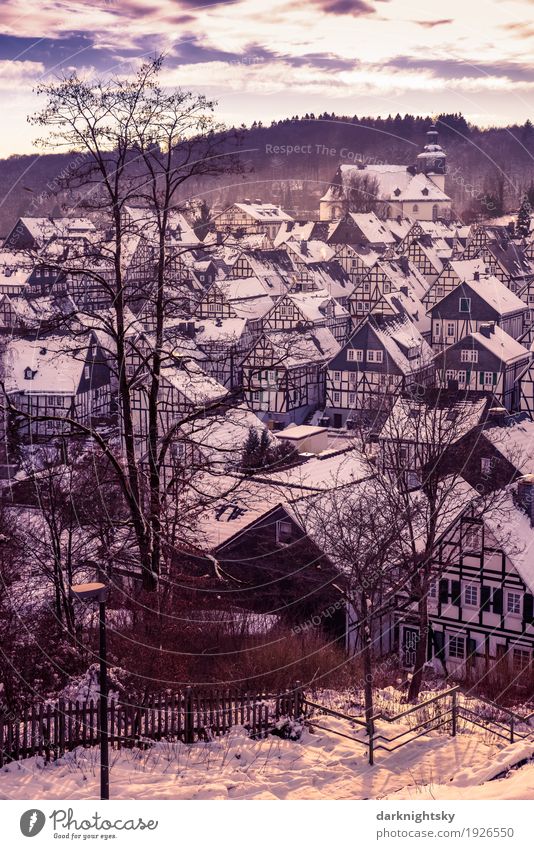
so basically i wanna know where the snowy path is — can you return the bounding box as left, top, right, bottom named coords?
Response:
left=0, top=717, right=527, bottom=800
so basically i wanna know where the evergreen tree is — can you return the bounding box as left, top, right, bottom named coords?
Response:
left=517, top=194, right=532, bottom=237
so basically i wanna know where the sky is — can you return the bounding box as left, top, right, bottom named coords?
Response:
left=0, top=0, right=533, bottom=158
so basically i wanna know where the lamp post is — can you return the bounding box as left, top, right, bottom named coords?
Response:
left=70, top=582, right=109, bottom=800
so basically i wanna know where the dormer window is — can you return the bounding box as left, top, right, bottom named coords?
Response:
left=459, top=297, right=471, bottom=313
left=393, top=188, right=401, bottom=197
left=421, top=188, right=429, bottom=196
left=24, top=367, right=36, bottom=380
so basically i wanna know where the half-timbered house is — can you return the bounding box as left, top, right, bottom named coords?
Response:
left=3, top=333, right=112, bottom=440
left=241, top=328, right=340, bottom=426
left=261, top=289, right=351, bottom=343
left=429, top=275, right=530, bottom=350
left=422, top=481, right=534, bottom=677
left=325, top=314, right=435, bottom=427
left=434, top=323, right=531, bottom=412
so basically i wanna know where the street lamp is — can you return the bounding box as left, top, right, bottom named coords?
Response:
left=70, top=582, right=109, bottom=800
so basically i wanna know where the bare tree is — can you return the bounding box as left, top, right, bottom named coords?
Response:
left=298, top=479, right=411, bottom=732
left=3, top=57, right=245, bottom=590
left=369, top=392, right=512, bottom=701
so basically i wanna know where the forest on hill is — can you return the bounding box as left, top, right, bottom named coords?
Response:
left=1, top=113, right=534, bottom=235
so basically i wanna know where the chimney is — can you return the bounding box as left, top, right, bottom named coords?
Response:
left=485, top=406, right=507, bottom=427
left=400, top=285, right=409, bottom=296
left=517, top=475, right=534, bottom=526
left=473, top=271, right=480, bottom=281
left=300, top=240, right=309, bottom=255
left=479, top=322, right=495, bottom=338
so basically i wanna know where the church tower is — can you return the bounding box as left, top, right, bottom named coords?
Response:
left=416, top=124, right=446, bottom=192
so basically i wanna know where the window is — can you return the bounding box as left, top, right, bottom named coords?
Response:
left=56, top=396, right=64, bottom=406
left=506, top=591, right=521, bottom=616
left=481, top=457, right=492, bottom=474
left=483, top=372, right=495, bottom=385
left=347, top=349, right=363, bottom=362
left=356, top=301, right=364, bottom=313
left=458, top=370, right=467, bottom=384
left=333, top=392, right=341, bottom=404
left=428, top=580, right=438, bottom=600
left=47, top=395, right=55, bottom=405
left=383, top=282, right=391, bottom=294
left=464, top=584, right=478, bottom=607
left=463, top=523, right=482, bottom=552
left=333, top=371, right=341, bottom=381
left=459, top=297, right=471, bottom=313
left=512, top=648, right=531, bottom=673
left=276, top=520, right=293, bottom=544
left=363, top=281, right=371, bottom=293
left=433, top=321, right=441, bottom=336
left=367, top=350, right=383, bottom=363
left=460, top=349, right=478, bottom=363
left=446, top=323, right=455, bottom=336
left=84, top=365, right=90, bottom=380
left=448, top=634, right=465, bottom=659
left=412, top=204, right=419, bottom=213
left=348, top=393, right=356, bottom=405
left=435, top=287, right=444, bottom=297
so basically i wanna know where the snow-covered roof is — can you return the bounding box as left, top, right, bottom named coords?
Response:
left=348, top=212, right=396, bottom=245
left=232, top=203, right=293, bottom=223
left=379, top=396, right=488, bottom=445
left=265, top=327, right=340, bottom=367
left=468, top=325, right=530, bottom=364
left=467, top=276, right=528, bottom=315
left=286, top=290, right=349, bottom=322
left=484, top=486, right=534, bottom=592
left=194, top=317, right=249, bottom=344
left=3, top=335, right=88, bottom=395
left=161, top=360, right=228, bottom=405
left=331, top=164, right=450, bottom=204
left=483, top=416, right=534, bottom=475
left=371, top=316, right=434, bottom=376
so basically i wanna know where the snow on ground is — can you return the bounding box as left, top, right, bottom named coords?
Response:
left=0, top=717, right=530, bottom=801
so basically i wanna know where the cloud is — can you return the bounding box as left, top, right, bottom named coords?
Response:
left=414, top=19, right=453, bottom=29
left=0, top=59, right=45, bottom=89
left=387, top=54, right=534, bottom=84
left=310, top=0, right=376, bottom=15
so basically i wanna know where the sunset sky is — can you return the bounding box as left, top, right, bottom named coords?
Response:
left=0, top=0, right=533, bottom=157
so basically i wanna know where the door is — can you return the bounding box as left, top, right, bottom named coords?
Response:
left=401, top=626, right=420, bottom=668
left=333, top=413, right=342, bottom=428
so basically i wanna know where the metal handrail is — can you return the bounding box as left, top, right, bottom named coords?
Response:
left=302, top=699, right=369, bottom=728
left=374, top=718, right=452, bottom=753
left=373, top=708, right=452, bottom=744
left=461, top=693, right=534, bottom=724
left=374, top=686, right=460, bottom=722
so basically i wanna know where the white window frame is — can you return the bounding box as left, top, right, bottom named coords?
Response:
left=481, top=457, right=492, bottom=474
left=463, top=583, right=479, bottom=608
left=512, top=647, right=531, bottom=673
left=347, top=349, right=363, bottom=362
left=367, top=349, right=383, bottom=363
left=506, top=590, right=522, bottom=617
left=448, top=634, right=465, bottom=659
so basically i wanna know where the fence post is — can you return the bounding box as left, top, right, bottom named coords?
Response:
left=293, top=681, right=303, bottom=719
left=185, top=688, right=194, bottom=744
left=510, top=714, right=514, bottom=744
left=451, top=690, right=457, bottom=737
left=367, top=716, right=374, bottom=766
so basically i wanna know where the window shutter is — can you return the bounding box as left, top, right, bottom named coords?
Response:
left=479, top=372, right=484, bottom=385
left=439, top=579, right=449, bottom=603
left=523, top=592, right=534, bottom=624
left=467, top=637, right=477, bottom=657
left=492, top=372, right=497, bottom=385
left=481, top=585, right=491, bottom=612
left=433, top=630, right=445, bottom=659
left=492, top=588, right=503, bottom=615
left=451, top=580, right=461, bottom=605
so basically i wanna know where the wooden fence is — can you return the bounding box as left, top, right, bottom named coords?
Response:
left=0, top=687, right=304, bottom=765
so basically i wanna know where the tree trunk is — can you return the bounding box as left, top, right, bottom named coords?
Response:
left=360, top=592, right=374, bottom=734
left=407, top=566, right=430, bottom=703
